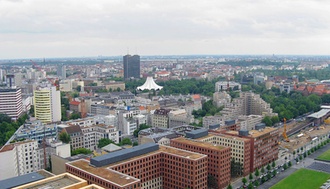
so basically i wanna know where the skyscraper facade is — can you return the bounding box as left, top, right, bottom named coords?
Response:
left=57, top=64, right=66, bottom=79
left=123, top=54, right=140, bottom=79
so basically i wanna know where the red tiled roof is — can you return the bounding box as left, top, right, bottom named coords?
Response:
left=70, top=101, right=80, bottom=106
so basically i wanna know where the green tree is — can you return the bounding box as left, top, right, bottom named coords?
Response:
left=29, top=105, right=34, bottom=115
left=119, top=138, right=132, bottom=146
left=227, top=184, right=233, bottom=189
left=266, top=164, right=271, bottom=171
left=242, top=177, right=247, bottom=186
left=76, top=85, right=81, bottom=92
left=288, top=161, right=292, bottom=167
left=262, top=116, right=273, bottom=126
left=0, top=113, right=11, bottom=123
left=254, top=181, right=259, bottom=187
left=97, top=138, right=114, bottom=148
left=249, top=173, right=253, bottom=181
left=261, top=166, right=265, bottom=174
left=254, top=168, right=260, bottom=177
left=231, top=160, right=243, bottom=177
left=133, top=124, right=151, bottom=137
left=133, top=141, right=138, bottom=146
left=248, top=182, right=253, bottom=189
left=59, top=132, right=71, bottom=143
left=272, top=161, right=276, bottom=168
left=71, top=148, right=92, bottom=156
left=70, top=113, right=81, bottom=120
left=271, top=116, right=280, bottom=124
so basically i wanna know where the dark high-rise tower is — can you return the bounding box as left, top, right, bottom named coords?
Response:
left=123, top=54, right=140, bottom=79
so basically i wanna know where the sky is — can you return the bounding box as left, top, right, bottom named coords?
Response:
left=1, top=0, right=330, bottom=59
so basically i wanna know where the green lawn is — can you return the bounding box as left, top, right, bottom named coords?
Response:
left=271, top=169, right=330, bottom=189
left=317, top=149, right=330, bottom=161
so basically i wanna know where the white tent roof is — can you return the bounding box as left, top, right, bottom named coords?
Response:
left=137, top=77, right=163, bottom=91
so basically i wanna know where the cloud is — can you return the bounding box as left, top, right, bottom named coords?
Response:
left=0, top=0, right=330, bottom=58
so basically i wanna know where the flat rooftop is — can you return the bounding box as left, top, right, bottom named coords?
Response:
left=249, top=127, right=278, bottom=138
left=106, top=145, right=205, bottom=167
left=13, top=173, right=86, bottom=189
left=0, top=172, right=45, bottom=189
left=223, top=127, right=278, bottom=138
left=208, top=133, right=250, bottom=142
left=172, top=137, right=226, bottom=150
left=69, top=159, right=139, bottom=186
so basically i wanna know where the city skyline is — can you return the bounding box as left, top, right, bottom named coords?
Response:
left=1, top=0, right=330, bottom=59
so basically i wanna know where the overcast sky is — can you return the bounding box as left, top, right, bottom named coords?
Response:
left=1, top=0, right=330, bottom=59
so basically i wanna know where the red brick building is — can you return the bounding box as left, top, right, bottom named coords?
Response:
left=221, top=126, right=279, bottom=172
left=66, top=143, right=208, bottom=189
left=170, top=137, right=231, bottom=189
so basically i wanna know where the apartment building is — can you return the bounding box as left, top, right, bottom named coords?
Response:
left=152, top=109, right=171, bottom=128
left=0, top=140, right=37, bottom=179
left=81, top=124, right=119, bottom=151
left=213, top=91, right=231, bottom=108
left=240, top=92, right=277, bottom=117
left=33, top=86, right=61, bottom=123
left=60, top=125, right=84, bottom=150
left=0, top=87, right=23, bottom=120
left=66, top=143, right=208, bottom=189
left=0, top=139, right=71, bottom=180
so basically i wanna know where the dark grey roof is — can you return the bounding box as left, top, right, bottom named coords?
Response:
left=185, top=128, right=208, bottom=139
left=0, top=172, right=45, bottom=189
left=209, top=124, right=220, bottom=130
left=90, top=143, right=159, bottom=167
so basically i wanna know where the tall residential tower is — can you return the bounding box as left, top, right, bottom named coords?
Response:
left=33, top=86, right=61, bottom=123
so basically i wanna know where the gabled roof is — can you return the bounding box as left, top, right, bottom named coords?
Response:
left=64, top=125, right=82, bottom=134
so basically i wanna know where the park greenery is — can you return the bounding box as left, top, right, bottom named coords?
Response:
left=270, top=169, right=330, bottom=189
left=316, top=148, right=330, bottom=161
left=0, top=113, right=29, bottom=146
left=192, top=100, right=223, bottom=118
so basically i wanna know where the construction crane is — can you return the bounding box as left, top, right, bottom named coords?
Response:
left=30, top=59, right=59, bottom=90
left=283, top=118, right=290, bottom=142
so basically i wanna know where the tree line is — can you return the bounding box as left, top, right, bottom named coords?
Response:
left=0, top=114, right=29, bottom=146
